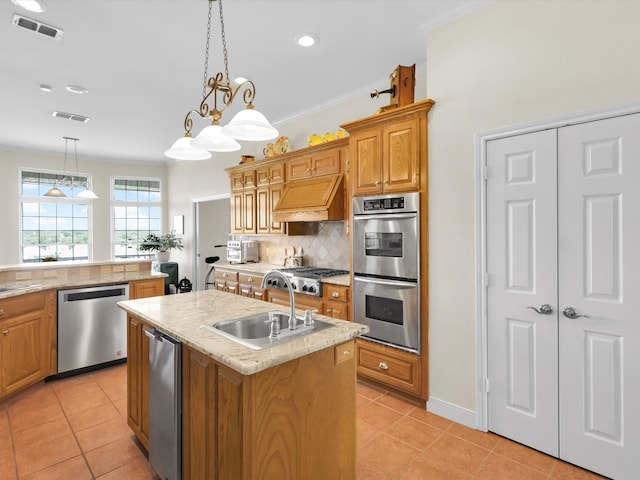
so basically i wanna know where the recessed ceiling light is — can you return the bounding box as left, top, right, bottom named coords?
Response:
left=11, top=0, right=47, bottom=13
left=296, top=34, right=318, bottom=47
left=39, top=84, right=52, bottom=92
left=66, top=85, right=88, bottom=95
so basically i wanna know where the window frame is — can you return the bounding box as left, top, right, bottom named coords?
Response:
left=19, top=167, right=95, bottom=263
left=110, top=175, right=163, bottom=260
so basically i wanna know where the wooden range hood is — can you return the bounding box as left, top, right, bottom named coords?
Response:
left=272, top=174, right=345, bottom=222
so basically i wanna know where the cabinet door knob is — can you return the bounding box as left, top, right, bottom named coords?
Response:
left=378, top=362, right=389, bottom=370
left=342, top=350, right=351, bottom=356
left=2, top=330, right=8, bottom=335
left=0, top=309, right=4, bottom=315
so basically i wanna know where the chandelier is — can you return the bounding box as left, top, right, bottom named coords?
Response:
left=164, top=0, right=278, bottom=160
left=44, top=137, right=98, bottom=199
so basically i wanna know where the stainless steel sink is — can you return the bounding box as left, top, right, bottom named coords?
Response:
left=0, top=284, right=39, bottom=293
left=202, top=310, right=334, bottom=350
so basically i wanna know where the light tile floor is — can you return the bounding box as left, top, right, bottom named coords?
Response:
left=0, top=364, right=608, bottom=479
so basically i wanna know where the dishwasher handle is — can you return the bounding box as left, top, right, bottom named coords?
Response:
left=144, top=328, right=163, bottom=341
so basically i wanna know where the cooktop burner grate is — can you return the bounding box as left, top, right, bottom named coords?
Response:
left=279, top=267, right=349, bottom=279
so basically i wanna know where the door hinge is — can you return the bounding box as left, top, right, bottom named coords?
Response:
left=483, top=164, right=488, bottom=180
left=484, top=378, right=490, bottom=393
left=484, top=273, right=489, bottom=287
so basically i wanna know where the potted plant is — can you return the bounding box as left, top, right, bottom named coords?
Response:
left=140, top=231, right=183, bottom=262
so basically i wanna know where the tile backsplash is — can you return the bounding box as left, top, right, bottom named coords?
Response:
left=250, top=222, right=349, bottom=269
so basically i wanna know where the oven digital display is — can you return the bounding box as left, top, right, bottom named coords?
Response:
left=363, top=196, right=405, bottom=211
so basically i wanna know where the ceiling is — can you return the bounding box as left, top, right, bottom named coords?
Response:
left=0, top=0, right=490, bottom=164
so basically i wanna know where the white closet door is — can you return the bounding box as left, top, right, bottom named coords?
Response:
left=486, top=129, right=559, bottom=456
left=557, top=113, right=640, bottom=479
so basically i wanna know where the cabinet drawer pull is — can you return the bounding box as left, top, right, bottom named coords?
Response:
left=378, top=362, right=389, bottom=370
left=248, top=277, right=253, bottom=282
left=342, top=349, right=351, bottom=356
left=223, top=273, right=228, bottom=278
left=332, top=292, right=340, bottom=298
left=0, top=309, right=4, bottom=315
left=2, top=330, right=8, bottom=335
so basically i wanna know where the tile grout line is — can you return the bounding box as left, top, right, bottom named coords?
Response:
left=51, top=377, right=99, bottom=480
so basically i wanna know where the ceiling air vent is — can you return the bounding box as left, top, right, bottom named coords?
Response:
left=52, top=111, right=90, bottom=123
left=12, top=13, right=64, bottom=40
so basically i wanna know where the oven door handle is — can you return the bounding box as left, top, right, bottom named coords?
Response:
left=353, top=213, right=417, bottom=221
left=353, top=276, right=417, bottom=288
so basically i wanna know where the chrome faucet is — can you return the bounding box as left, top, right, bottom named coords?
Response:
left=261, top=270, right=297, bottom=330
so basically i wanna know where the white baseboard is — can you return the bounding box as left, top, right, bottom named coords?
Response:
left=426, top=396, right=477, bottom=429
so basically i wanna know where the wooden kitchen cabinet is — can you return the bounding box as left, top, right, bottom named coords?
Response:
left=342, top=99, right=434, bottom=196
left=256, top=160, right=286, bottom=235
left=285, top=142, right=344, bottom=181
left=230, top=168, right=257, bottom=235
left=0, top=289, right=56, bottom=399
left=127, top=314, right=151, bottom=450
left=214, top=267, right=239, bottom=295
left=130, top=277, right=165, bottom=299
left=268, top=288, right=323, bottom=315
left=181, top=340, right=356, bottom=480
left=355, top=338, right=423, bottom=397
left=323, top=284, right=350, bottom=321
left=238, top=272, right=267, bottom=301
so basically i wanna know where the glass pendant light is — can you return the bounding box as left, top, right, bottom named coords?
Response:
left=164, top=136, right=212, bottom=161
left=71, top=138, right=98, bottom=199
left=191, top=124, right=241, bottom=152
left=222, top=108, right=278, bottom=142
left=44, top=138, right=70, bottom=197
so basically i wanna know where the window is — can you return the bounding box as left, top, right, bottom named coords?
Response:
left=20, top=170, right=92, bottom=263
left=112, top=177, right=162, bottom=259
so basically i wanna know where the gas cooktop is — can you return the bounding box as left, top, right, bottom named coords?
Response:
left=266, top=267, right=349, bottom=297
left=279, top=267, right=349, bottom=279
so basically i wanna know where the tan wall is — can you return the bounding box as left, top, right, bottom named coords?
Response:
left=0, top=149, right=166, bottom=265
left=426, top=0, right=640, bottom=411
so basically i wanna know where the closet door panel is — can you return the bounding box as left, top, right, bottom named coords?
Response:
left=486, top=129, right=559, bottom=456
left=558, top=113, right=640, bottom=480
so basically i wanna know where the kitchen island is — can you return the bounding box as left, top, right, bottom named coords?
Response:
left=118, top=289, right=368, bottom=480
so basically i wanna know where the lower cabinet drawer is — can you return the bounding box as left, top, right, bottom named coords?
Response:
left=356, top=339, right=421, bottom=395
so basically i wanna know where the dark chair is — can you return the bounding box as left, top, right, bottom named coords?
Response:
left=204, top=256, right=220, bottom=290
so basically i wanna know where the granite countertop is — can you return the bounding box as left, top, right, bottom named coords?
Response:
left=0, top=271, right=166, bottom=300
left=215, top=261, right=351, bottom=287
left=118, top=289, right=368, bottom=376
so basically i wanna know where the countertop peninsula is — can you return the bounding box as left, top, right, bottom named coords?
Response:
left=118, top=288, right=367, bottom=376
left=0, top=260, right=165, bottom=300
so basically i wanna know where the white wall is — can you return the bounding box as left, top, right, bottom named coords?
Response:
left=426, top=0, right=640, bottom=411
left=0, top=149, right=166, bottom=265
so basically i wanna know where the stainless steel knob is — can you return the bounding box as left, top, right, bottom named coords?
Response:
left=527, top=304, right=553, bottom=315
left=562, top=307, right=590, bottom=319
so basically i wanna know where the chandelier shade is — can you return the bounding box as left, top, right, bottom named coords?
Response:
left=43, top=185, right=66, bottom=197
left=77, top=188, right=98, bottom=199
left=222, top=108, right=279, bottom=142
left=191, top=124, right=241, bottom=152
left=165, top=136, right=212, bottom=161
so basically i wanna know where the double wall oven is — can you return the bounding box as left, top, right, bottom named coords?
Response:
left=352, top=192, right=420, bottom=353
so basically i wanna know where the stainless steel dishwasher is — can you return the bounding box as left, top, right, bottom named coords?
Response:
left=145, top=328, right=182, bottom=480
left=57, top=283, right=129, bottom=374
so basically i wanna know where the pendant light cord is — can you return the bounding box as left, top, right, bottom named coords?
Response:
left=202, top=0, right=213, bottom=100
left=218, top=0, right=230, bottom=85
